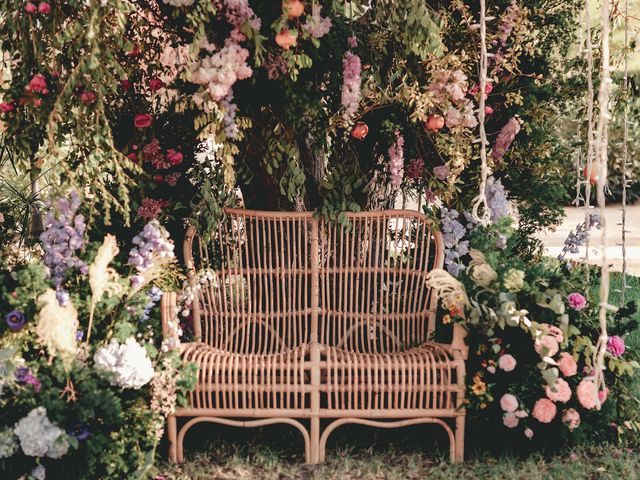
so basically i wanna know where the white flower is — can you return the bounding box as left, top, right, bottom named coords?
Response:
left=94, top=338, right=154, bottom=389
left=14, top=407, right=69, bottom=459
left=0, top=427, right=17, bottom=458
left=35, top=290, right=78, bottom=368
left=32, top=465, right=46, bottom=480
left=503, top=269, right=525, bottom=292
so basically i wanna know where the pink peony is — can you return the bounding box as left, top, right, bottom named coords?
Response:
left=500, top=393, right=519, bottom=413
left=567, top=292, right=587, bottom=311
left=562, top=408, right=581, bottom=431
left=545, top=378, right=572, bottom=403
left=577, top=378, right=607, bottom=410
left=498, top=354, right=517, bottom=372
left=535, top=335, right=559, bottom=357
left=532, top=398, right=557, bottom=424
left=134, top=114, right=153, bottom=128
left=503, top=412, right=519, bottom=428
left=38, top=2, right=50, bottom=14
left=607, top=335, right=625, bottom=357
left=557, top=352, right=578, bottom=377
left=27, top=74, right=48, bottom=94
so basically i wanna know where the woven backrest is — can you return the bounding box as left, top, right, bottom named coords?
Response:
left=185, top=209, right=442, bottom=354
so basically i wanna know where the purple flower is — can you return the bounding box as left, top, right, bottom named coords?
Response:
left=68, top=423, right=90, bottom=441
left=491, top=117, right=521, bottom=162
left=433, top=165, right=450, bottom=181
left=14, top=366, right=30, bottom=383
left=14, top=367, right=41, bottom=392
left=568, top=292, right=587, bottom=311
left=607, top=336, right=625, bottom=357
left=5, top=310, right=26, bottom=331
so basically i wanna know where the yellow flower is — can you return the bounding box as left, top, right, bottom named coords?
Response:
left=479, top=402, right=487, bottom=409
left=472, top=381, right=487, bottom=396
left=36, top=289, right=78, bottom=369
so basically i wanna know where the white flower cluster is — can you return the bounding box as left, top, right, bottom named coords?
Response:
left=94, top=338, right=155, bottom=389
left=14, top=407, right=69, bottom=459
left=0, top=427, right=17, bottom=458
left=162, top=0, right=195, bottom=6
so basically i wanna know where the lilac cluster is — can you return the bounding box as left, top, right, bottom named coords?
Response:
left=15, top=366, right=41, bottom=392
left=441, top=208, right=469, bottom=277
left=140, top=286, right=163, bottom=322
left=485, top=176, right=510, bottom=222
left=127, top=220, right=175, bottom=289
left=491, top=117, right=521, bottom=162
left=221, top=91, right=239, bottom=139
left=496, top=1, right=522, bottom=47
left=341, top=51, right=361, bottom=119
left=558, top=214, right=602, bottom=263
left=39, top=191, right=87, bottom=304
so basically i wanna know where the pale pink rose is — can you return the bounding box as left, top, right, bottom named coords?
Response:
left=535, top=335, right=559, bottom=357
left=547, top=325, right=564, bottom=344
left=568, top=292, right=587, bottom=310
left=524, top=428, right=534, bottom=439
left=500, top=393, right=519, bottom=413
left=562, top=408, right=581, bottom=431
left=532, top=398, right=557, bottom=424
left=503, top=412, right=519, bottom=428
left=498, top=354, right=517, bottom=372
left=545, top=378, right=572, bottom=403
left=577, top=378, right=607, bottom=410
left=599, top=387, right=609, bottom=404
left=557, top=352, right=578, bottom=377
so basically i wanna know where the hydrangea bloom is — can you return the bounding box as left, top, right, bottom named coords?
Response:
left=302, top=4, right=332, bottom=38
left=441, top=208, right=469, bottom=277
left=341, top=51, right=361, bottom=119
left=428, top=69, right=468, bottom=103
left=485, top=177, right=510, bottom=222
left=0, top=427, right=17, bottom=458
left=39, top=191, right=87, bottom=304
left=491, top=117, right=521, bottom=162
left=388, top=132, right=404, bottom=189
left=94, top=338, right=154, bottom=389
left=14, top=407, right=69, bottom=458
left=503, top=268, right=525, bottom=292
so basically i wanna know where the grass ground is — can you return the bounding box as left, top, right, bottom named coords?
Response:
left=157, top=274, right=640, bottom=480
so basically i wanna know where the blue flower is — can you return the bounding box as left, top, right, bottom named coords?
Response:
left=67, top=423, right=90, bottom=441
left=5, top=310, right=26, bottom=331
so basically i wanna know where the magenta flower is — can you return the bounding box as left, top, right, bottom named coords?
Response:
left=567, top=292, right=587, bottom=311
left=607, top=335, right=625, bottom=357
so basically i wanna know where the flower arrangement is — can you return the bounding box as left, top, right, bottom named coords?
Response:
left=0, top=194, right=196, bottom=479
left=430, top=187, right=639, bottom=448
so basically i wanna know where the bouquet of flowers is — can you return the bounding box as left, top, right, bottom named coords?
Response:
left=0, top=192, right=196, bottom=479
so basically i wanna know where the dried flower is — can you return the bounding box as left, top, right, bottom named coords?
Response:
left=35, top=289, right=78, bottom=369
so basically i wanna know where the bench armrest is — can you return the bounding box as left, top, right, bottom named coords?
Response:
left=451, top=323, right=468, bottom=360
left=161, top=291, right=181, bottom=350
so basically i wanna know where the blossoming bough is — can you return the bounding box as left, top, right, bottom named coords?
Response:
left=161, top=209, right=468, bottom=464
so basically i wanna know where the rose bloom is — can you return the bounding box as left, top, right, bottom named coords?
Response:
left=500, top=393, right=519, bottom=413
left=503, top=412, right=519, bottom=428
left=607, top=335, right=625, bottom=357
left=567, top=292, right=587, bottom=310
left=134, top=114, right=153, bottom=128
left=557, top=352, right=578, bottom=377
left=27, top=73, right=48, bottom=94
left=524, top=428, right=534, bottom=439
left=545, top=378, right=572, bottom=403
left=532, top=398, right=557, bottom=424
left=534, top=335, right=559, bottom=357
left=498, top=354, right=517, bottom=372
left=562, top=408, right=581, bottom=431
left=577, top=378, right=607, bottom=410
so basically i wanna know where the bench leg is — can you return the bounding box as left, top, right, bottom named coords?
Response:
left=309, top=417, right=321, bottom=464
left=454, top=415, right=465, bottom=463
left=167, top=414, right=177, bottom=463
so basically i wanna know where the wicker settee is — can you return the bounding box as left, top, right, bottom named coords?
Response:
left=162, top=209, right=467, bottom=464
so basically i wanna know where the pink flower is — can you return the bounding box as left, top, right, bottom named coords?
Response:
left=0, top=102, right=14, bottom=113
left=302, top=4, right=332, bottom=39
left=27, top=74, right=48, bottom=94
left=341, top=51, right=361, bottom=118
left=79, top=91, right=96, bottom=104
left=545, top=378, right=572, bottom=403
left=562, top=408, right=581, bottom=431
left=25, top=2, right=37, bottom=13
left=577, top=378, right=607, bottom=410
left=607, top=335, right=625, bottom=357
left=38, top=2, right=50, bottom=14
left=524, top=428, right=534, bottom=439
left=534, top=335, right=559, bottom=357
left=568, top=292, right=587, bottom=311
left=406, top=158, right=425, bottom=180
left=134, top=114, right=153, bottom=128
left=433, top=165, right=450, bottom=181
left=149, top=79, right=164, bottom=91
left=166, top=149, right=183, bottom=166
left=557, top=352, right=578, bottom=377
left=500, top=393, right=519, bottom=413
left=498, top=354, right=517, bottom=372
left=503, top=412, right=519, bottom=428
left=491, top=117, right=521, bottom=162
left=547, top=325, right=564, bottom=344
left=137, top=198, right=169, bottom=221
left=347, top=36, right=358, bottom=49
left=532, top=398, right=557, bottom=424
left=388, top=131, right=404, bottom=189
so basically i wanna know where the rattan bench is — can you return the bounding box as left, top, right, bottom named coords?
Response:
left=162, top=209, right=467, bottom=464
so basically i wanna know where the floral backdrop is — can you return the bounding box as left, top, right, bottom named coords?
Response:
left=0, top=0, right=638, bottom=479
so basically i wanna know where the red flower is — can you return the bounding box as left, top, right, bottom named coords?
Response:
left=24, top=2, right=37, bottom=13
left=128, top=45, right=142, bottom=57
left=134, top=114, right=152, bottom=128
left=26, top=74, right=48, bottom=94
left=38, top=2, right=50, bottom=14
left=126, top=152, right=139, bottom=162
left=119, top=79, right=133, bottom=91
left=79, top=91, right=96, bottom=104
left=153, top=174, right=164, bottom=184
left=0, top=102, right=14, bottom=113
left=166, top=149, right=183, bottom=166
left=149, top=79, right=164, bottom=91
